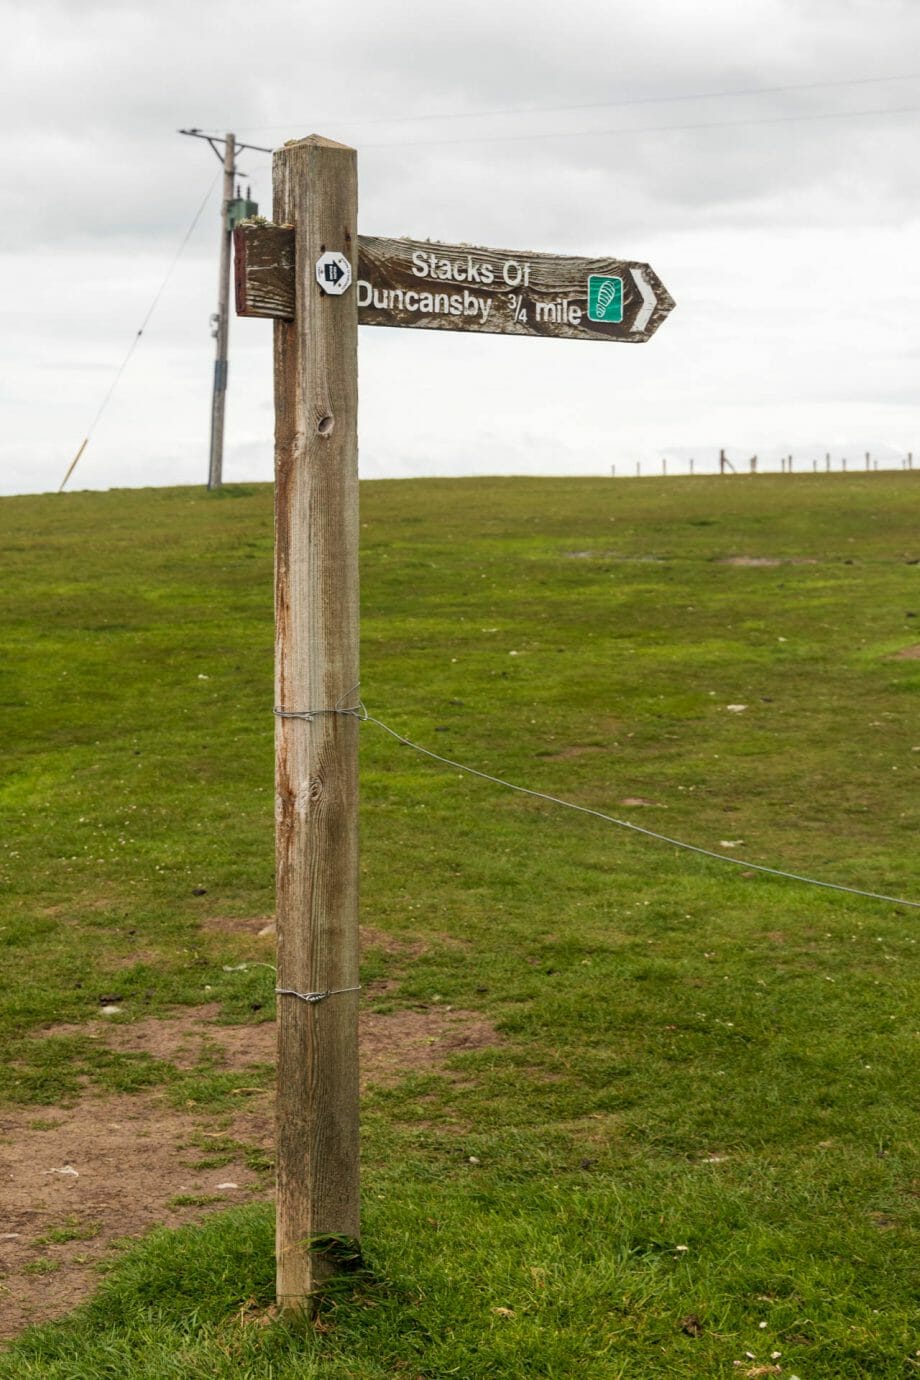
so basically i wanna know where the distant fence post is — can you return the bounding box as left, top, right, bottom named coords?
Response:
left=272, top=135, right=361, bottom=1313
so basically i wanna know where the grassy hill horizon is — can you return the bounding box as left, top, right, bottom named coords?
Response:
left=1, top=472, right=918, bottom=1376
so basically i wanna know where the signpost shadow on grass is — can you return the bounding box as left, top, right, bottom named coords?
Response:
left=237, top=132, right=675, bottom=1313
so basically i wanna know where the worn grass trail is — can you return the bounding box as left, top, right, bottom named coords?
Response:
left=1, top=474, right=918, bottom=1377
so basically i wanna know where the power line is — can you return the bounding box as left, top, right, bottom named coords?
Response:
left=235, top=70, right=920, bottom=133
left=357, top=101, right=920, bottom=152
left=59, top=175, right=219, bottom=494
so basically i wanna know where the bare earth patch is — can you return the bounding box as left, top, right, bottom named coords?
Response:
left=717, top=556, right=818, bottom=567
left=892, top=644, right=920, bottom=660
left=0, top=1005, right=499, bottom=1339
left=563, top=551, right=665, bottom=563
left=0, top=1092, right=264, bottom=1340
left=540, top=745, right=606, bottom=761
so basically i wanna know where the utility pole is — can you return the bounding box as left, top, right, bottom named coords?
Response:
left=209, top=133, right=235, bottom=490
left=179, top=128, right=269, bottom=488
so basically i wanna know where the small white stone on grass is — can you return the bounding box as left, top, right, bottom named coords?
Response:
left=100, top=1005, right=122, bottom=1016
left=217, top=1182, right=239, bottom=1190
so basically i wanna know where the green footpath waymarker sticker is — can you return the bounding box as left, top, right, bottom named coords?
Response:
left=587, top=274, right=624, bottom=323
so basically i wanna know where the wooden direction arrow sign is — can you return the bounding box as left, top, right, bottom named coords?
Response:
left=235, top=225, right=674, bottom=343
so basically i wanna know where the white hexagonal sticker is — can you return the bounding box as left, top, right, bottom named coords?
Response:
left=315, top=251, right=352, bottom=295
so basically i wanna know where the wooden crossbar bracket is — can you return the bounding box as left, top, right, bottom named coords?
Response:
left=234, top=223, right=296, bottom=319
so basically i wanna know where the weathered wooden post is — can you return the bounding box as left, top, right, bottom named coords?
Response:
left=272, top=134, right=361, bottom=1311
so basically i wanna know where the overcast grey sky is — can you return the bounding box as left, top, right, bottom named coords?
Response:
left=2, top=0, right=918, bottom=494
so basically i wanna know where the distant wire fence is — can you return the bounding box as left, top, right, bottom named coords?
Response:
left=275, top=701, right=920, bottom=912
left=58, top=175, right=220, bottom=494
left=614, top=448, right=916, bottom=478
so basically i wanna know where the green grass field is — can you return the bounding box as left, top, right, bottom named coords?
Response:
left=1, top=474, right=918, bottom=1377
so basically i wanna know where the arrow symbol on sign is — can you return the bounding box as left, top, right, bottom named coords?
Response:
left=630, top=267, right=656, bottom=333
left=324, top=261, right=346, bottom=286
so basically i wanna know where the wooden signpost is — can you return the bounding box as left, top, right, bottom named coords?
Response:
left=240, top=133, right=674, bottom=1313
left=237, top=225, right=674, bottom=343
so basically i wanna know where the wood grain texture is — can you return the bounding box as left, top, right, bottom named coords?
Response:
left=236, top=227, right=675, bottom=343
left=272, top=135, right=360, bottom=1312
left=234, top=224, right=295, bottom=321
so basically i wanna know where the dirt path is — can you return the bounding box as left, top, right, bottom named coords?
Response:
left=0, top=1003, right=498, bottom=1339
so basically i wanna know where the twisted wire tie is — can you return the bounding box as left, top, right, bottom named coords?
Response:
left=274, top=685, right=366, bottom=724
left=275, top=985, right=362, bottom=1005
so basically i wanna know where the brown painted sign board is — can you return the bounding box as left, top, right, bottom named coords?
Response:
left=235, top=225, right=674, bottom=343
